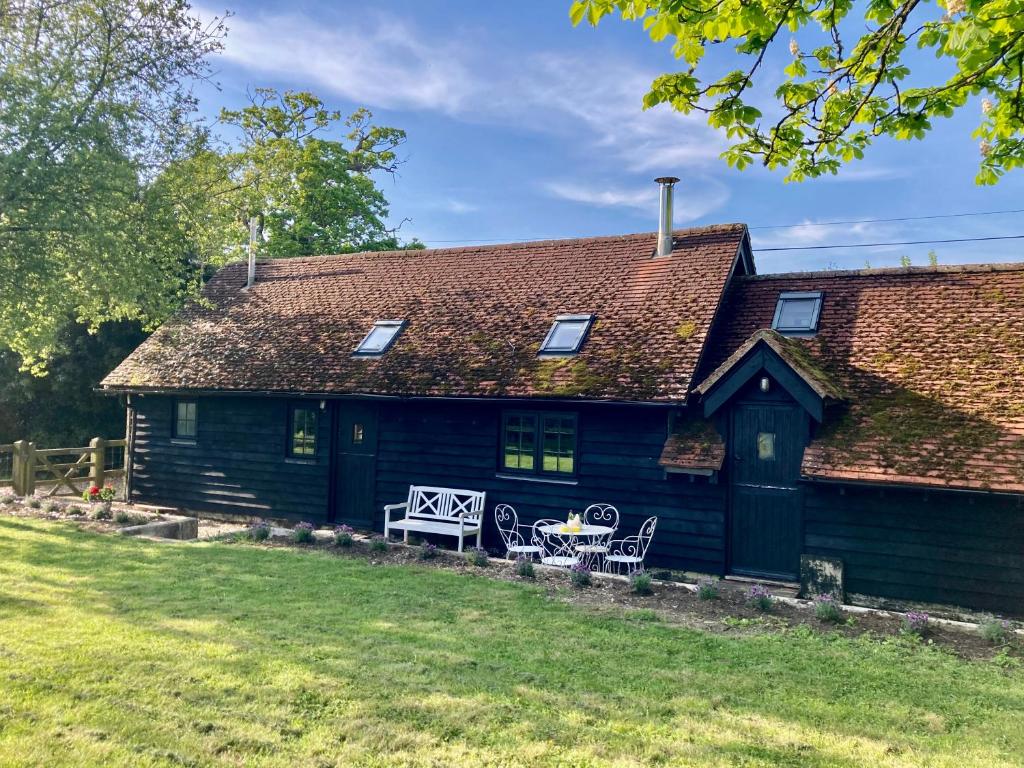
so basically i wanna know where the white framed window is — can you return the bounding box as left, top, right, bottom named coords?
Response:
left=539, top=314, right=594, bottom=355
left=353, top=320, right=406, bottom=356
left=772, top=292, right=823, bottom=335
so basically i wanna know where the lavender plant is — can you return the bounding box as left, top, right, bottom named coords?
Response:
left=291, top=522, right=316, bottom=544
left=697, top=576, right=719, bottom=600
left=418, top=542, right=439, bottom=560
left=369, top=535, right=389, bottom=553
left=978, top=616, right=1012, bottom=644
left=569, top=562, right=591, bottom=587
left=747, top=584, right=774, bottom=612
left=515, top=556, right=535, bottom=579
left=466, top=547, right=489, bottom=567
left=902, top=611, right=930, bottom=636
left=630, top=570, right=653, bottom=596
left=247, top=519, right=271, bottom=542
left=813, top=594, right=843, bottom=623
left=333, top=524, right=354, bottom=547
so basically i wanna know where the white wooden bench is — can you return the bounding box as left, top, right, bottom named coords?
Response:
left=383, top=485, right=486, bottom=552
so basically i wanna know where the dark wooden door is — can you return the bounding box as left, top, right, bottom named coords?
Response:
left=334, top=403, right=378, bottom=528
left=729, top=402, right=805, bottom=580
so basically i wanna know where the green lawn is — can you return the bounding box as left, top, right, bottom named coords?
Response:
left=0, top=518, right=1022, bottom=767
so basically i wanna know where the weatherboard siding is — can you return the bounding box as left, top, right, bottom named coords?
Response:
left=373, top=401, right=728, bottom=573
left=803, top=483, right=1024, bottom=614
left=129, top=394, right=331, bottom=518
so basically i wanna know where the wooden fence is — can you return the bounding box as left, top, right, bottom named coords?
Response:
left=0, top=438, right=126, bottom=498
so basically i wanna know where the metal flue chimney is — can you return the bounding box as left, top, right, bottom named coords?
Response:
left=655, top=176, right=679, bottom=257
left=246, top=216, right=258, bottom=289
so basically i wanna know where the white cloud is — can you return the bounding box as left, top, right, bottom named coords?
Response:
left=543, top=182, right=657, bottom=212
left=544, top=176, right=729, bottom=221
left=205, top=6, right=725, bottom=173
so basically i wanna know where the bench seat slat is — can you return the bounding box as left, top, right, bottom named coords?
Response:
left=387, top=519, right=481, bottom=534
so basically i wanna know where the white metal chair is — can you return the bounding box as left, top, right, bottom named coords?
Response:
left=494, top=504, right=543, bottom=561
left=535, top=518, right=580, bottom=569
left=575, top=503, right=619, bottom=570
left=604, top=516, right=657, bottom=576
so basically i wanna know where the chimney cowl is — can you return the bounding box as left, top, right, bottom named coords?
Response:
left=654, top=176, right=680, bottom=258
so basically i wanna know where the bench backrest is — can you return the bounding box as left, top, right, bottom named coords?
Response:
left=405, top=485, right=485, bottom=523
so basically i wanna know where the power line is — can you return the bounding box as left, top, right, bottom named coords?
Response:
left=756, top=233, right=1024, bottom=252
left=422, top=206, right=1024, bottom=244
left=748, top=207, right=1024, bottom=230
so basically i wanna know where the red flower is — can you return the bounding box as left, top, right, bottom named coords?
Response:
left=88, top=486, right=100, bottom=496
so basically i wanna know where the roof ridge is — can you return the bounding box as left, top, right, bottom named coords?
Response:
left=234, top=223, right=748, bottom=267
left=740, top=262, right=1024, bottom=281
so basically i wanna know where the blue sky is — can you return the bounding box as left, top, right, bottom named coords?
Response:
left=195, top=0, right=1024, bottom=273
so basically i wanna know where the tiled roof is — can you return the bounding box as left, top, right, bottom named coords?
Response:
left=694, top=329, right=845, bottom=401
left=702, top=264, right=1024, bottom=493
left=658, top=416, right=726, bottom=473
left=102, top=226, right=749, bottom=401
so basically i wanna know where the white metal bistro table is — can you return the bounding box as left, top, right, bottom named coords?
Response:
left=537, top=523, right=616, bottom=569
left=537, top=523, right=615, bottom=538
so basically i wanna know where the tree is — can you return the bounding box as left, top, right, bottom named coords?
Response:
left=570, top=0, right=1024, bottom=183
left=176, top=89, right=419, bottom=265
left=0, top=0, right=225, bottom=372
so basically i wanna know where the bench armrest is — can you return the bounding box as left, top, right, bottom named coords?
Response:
left=384, top=502, right=408, bottom=513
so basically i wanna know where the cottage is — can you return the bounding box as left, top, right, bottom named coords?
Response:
left=102, top=181, right=1024, bottom=615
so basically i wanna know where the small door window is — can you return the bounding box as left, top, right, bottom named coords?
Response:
left=757, top=432, right=775, bottom=461
left=352, top=423, right=365, bottom=445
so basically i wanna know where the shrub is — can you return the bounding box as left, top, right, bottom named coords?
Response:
left=696, top=576, right=719, bottom=600
left=65, top=504, right=84, bottom=517
left=333, top=524, right=354, bottom=547
left=747, top=584, right=774, bottom=612
left=902, top=611, right=930, bottom=636
left=90, top=503, right=112, bottom=520
left=569, top=562, right=591, bottom=587
left=247, top=519, right=271, bottom=542
left=630, top=570, right=654, bottom=596
left=813, top=594, right=843, bottom=623
left=466, top=547, right=489, bottom=567
left=26, top=497, right=41, bottom=509
left=113, top=509, right=132, bottom=524
left=369, top=536, right=389, bottom=553
left=41, top=500, right=60, bottom=514
left=291, top=522, right=316, bottom=544
left=978, top=616, right=1012, bottom=644
left=418, top=542, right=439, bottom=560
left=0, top=491, right=16, bottom=505
left=515, top=556, right=535, bottom=579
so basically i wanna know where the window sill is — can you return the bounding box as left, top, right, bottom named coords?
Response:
left=170, top=438, right=197, bottom=446
left=283, top=457, right=318, bottom=466
left=495, top=473, right=579, bottom=486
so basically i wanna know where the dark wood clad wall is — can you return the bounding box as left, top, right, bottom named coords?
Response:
left=129, top=395, right=331, bottom=517
left=373, top=401, right=728, bottom=573
left=804, top=484, right=1024, bottom=613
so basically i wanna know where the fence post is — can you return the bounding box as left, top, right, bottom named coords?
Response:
left=89, top=437, right=105, bottom=490
left=12, top=440, right=35, bottom=497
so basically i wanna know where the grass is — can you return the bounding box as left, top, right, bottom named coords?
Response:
left=0, top=518, right=1022, bottom=767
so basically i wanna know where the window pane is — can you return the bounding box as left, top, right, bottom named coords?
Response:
left=352, top=423, right=364, bottom=445
left=175, top=401, right=197, bottom=438
left=543, top=319, right=590, bottom=352
left=503, top=415, right=536, bottom=471
left=757, top=432, right=775, bottom=461
left=291, top=407, right=317, bottom=456
left=355, top=321, right=404, bottom=354
left=542, top=416, right=575, bottom=474
left=776, top=298, right=818, bottom=330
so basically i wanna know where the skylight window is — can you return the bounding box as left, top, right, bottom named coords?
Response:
left=772, top=291, right=823, bottom=335
left=540, top=314, right=594, bottom=355
left=353, top=320, right=406, bottom=356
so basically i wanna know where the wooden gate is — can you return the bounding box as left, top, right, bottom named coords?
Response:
left=2, top=438, right=126, bottom=498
